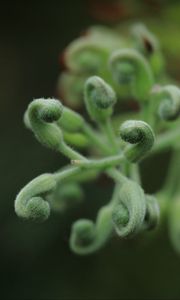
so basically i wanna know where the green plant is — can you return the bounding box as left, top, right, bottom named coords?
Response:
left=15, top=23, right=180, bottom=255
left=58, top=23, right=165, bottom=109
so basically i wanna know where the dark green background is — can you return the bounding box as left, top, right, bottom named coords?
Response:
left=1, top=1, right=180, bottom=299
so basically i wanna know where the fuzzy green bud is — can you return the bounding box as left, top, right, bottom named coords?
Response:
left=120, top=120, right=155, bottom=162
left=112, top=180, right=146, bottom=238
left=64, top=38, right=108, bottom=73
left=15, top=174, right=56, bottom=222
left=70, top=205, right=113, bottom=255
left=26, top=98, right=64, bottom=150
left=84, top=76, right=116, bottom=122
left=109, top=49, right=154, bottom=101
left=156, top=85, right=180, bottom=121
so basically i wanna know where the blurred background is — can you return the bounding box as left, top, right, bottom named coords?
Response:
left=1, top=0, right=180, bottom=299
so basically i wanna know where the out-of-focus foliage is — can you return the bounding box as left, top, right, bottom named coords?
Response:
left=2, top=0, right=180, bottom=299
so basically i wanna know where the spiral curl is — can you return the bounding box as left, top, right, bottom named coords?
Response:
left=25, top=98, right=63, bottom=150
left=15, top=174, right=56, bottom=222
left=120, top=120, right=155, bottom=162
left=64, top=38, right=108, bottom=73
left=57, top=72, right=86, bottom=109
left=109, top=48, right=154, bottom=101
left=131, top=23, right=159, bottom=55
left=156, top=85, right=180, bottom=121
left=112, top=180, right=146, bottom=237
left=70, top=205, right=113, bottom=255
left=84, top=76, right=116, bottom=122
left=131, top=23, right=164, bottom=77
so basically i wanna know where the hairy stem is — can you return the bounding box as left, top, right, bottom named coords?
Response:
left=100, top=118, right=119, bottom=153
left=129, top=164, right=141, bottom=184
left=72, top=153, right=124, bottom=170
left=59, top=142, right=87, bottom=161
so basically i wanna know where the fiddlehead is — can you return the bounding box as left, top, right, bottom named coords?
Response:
left=109, top=48, right=154, bottom=101
left=15, top=174, right=56, bottom=222
left=70, top=205, right=113, bottom=255
left=131, top=23, right=164, bottom=77
left=64, top=38, right=108, bottom=73
left=155, top=85, right=180, bottom=121
left=25, top=98, right=63, bottom=150
left=112, top=180, right=146, bottom=237
left=131, top=23, right=159, bottom=56
left=25, top=98, right=86, bottom=160
left=57, top=72, right=86, bottom=109
left=84, top=76, right=116, bottom=123
left=120, top=120, right=155, bottom=162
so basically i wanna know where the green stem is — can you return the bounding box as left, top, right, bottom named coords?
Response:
left=107, top=168, right=128, bottom=186
left=141, top=100, right=155, bottom=128
left=100, top=119, right=119, bottom=153
left=155, top=190, right=169, bottom=222
left=120, top=160, right=131, bottom=178
left=58, top=142, right=87, bottom=161
left=72, top=153, right=125, bottom=170
left=109, top=183, right=122, bottom=206
left=163, top=150, right=180, bottom=197
left=54, top=165, right=101, bottom=185
left=129, top=164, right=141, bottom=184
left=54, top=166, right=80, bottom=182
